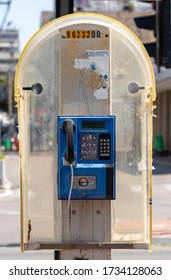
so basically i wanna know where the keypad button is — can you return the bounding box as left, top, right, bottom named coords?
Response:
left=99, top=134, right=111, bottom=160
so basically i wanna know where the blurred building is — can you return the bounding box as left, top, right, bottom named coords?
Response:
left=0, top=29, right=19, bottom=115
left=0, top=29, right=19, bottom=72
left=40, top=11, right=54, bottom=27
left=74, top=0, right=131, bottom=12
left=104, top=10, right=171, bottom=153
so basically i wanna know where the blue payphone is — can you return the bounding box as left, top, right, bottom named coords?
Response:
left=58, top=116, right=116, bottom=200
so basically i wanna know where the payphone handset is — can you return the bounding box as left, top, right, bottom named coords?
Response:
left=58, top=116, right=116, bottom=200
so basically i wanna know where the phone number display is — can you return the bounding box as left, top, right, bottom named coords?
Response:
left=66, top=30, right=101, bottom=39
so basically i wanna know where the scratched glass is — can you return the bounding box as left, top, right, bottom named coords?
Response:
left=15, top=14, right=155, bottom=249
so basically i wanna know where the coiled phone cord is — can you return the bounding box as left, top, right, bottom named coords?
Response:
left=66, top=164, right=74, bottom=242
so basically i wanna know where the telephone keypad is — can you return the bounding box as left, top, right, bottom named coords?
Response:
left=80, top=134, right=98, bottom=160
left=99, top=134, right=111, bottom=160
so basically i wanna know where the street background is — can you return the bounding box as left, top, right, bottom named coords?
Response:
left=0, top=152, right=171, bottom=260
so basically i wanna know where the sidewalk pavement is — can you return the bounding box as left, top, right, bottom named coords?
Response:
left=153, top=154, right=171, bottom=175
left=152, top=154, right=171, bottom=243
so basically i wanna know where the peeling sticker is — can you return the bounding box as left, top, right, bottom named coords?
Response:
left=94, top=87, right=108, bottom=99
left=74, top=50, right=109, bottom=99
left=138, top=160, right=147, bottom=171
left=86, top=50, right=109, bottom=57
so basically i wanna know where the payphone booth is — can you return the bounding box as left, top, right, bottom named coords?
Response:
left=15, top=13, right=156, bottom=260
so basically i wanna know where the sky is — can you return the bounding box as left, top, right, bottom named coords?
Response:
left=0, top=0, right=54, bottom=51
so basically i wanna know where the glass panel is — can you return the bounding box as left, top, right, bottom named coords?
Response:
left=19, top=35, right=62, bottom=243
left=15, top=14, right=155, bottom=247
left=110, top=28, right=151, bottom=242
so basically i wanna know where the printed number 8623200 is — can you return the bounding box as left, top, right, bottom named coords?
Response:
left=66, top=30, right=101, bottom=39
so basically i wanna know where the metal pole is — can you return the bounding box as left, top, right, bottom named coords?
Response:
left=156, top=0, right=160, bottom=72
left=54, top=250, right=62, bottom=260
left=55, top=0, right=74, bottom=18
left=54, top=0, right=74, bottom=260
